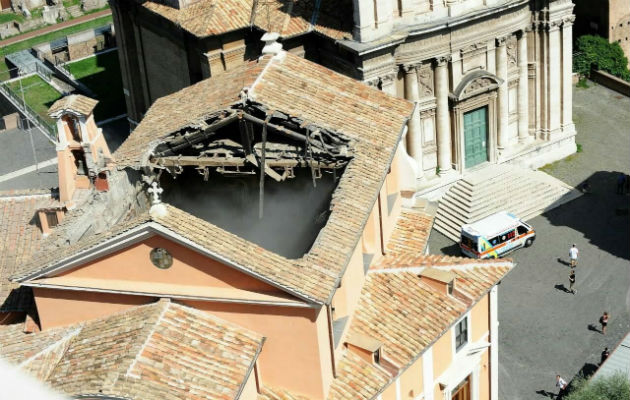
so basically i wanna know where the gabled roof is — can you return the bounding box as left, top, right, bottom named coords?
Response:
left=111, top=51, right=413, bottom=304
left=0, top=300, right=265, bottom=399
left=327, top=351, right=391, bottom=400
left=12, top=204, right=335, bottom=304
left=48, top=94, right=98, bottom=118
left=0, top=190, right=60, bottom=311
left=142, top=0, right=352, bottom=40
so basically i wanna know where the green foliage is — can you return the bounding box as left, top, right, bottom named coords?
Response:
left=565, top=373, right=630, bottom=400
left=576, top=143, right=583, bottom=153
left=574, top=35, right=630, bottom=82
left=0, top=12, right=24, bottom=24
left=576, top=78, right=589, bottom=89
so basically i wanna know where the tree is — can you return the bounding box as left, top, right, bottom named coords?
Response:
left=574, top=35, right=630, bottom=82
left=565, top=372, right=630, bottom=400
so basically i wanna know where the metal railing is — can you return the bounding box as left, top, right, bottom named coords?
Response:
left=0, top=81, right=57, bottom=141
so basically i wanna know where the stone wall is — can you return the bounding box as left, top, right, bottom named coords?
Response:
left=609, top=0, right=630, bottom=67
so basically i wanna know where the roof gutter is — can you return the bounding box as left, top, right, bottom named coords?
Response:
left=236, top=337, right=267, bottom=400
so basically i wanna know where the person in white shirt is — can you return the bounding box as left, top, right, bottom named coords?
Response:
left=556, top=375, right=568, bottom=398
left=569, top=244, right=579, bottom=267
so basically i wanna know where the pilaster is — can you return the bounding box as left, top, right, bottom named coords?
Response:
left=561, top=15, right=575, bottom=131
left=495, top=35, right=509, bottom=150
left=547, top=20, right=562, bottom=136
left=517, top=29, right=531, bottom=143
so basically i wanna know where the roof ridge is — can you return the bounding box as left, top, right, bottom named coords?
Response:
left=122, top=300, right=171, bottom=381
left=17, top=326, right=83, bottom=372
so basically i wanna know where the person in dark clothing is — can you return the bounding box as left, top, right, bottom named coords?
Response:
left=617, top=174, right=626, bottom=194
left=569, top=270, right=576, bottom=294
left=626, top=174, right=630, bottom=194
left=600, top=347, right=610, bottom=364
left=600, top=312, right=609, bottom=335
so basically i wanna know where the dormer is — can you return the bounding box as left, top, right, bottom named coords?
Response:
left=48, top=95, right=113, bottom=205
left=419, top=268, right=457, bottom=295
left=345, top=332, right=383, bottom=364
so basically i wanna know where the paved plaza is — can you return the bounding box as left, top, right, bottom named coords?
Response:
left=428, top=82, right=630, bottom=398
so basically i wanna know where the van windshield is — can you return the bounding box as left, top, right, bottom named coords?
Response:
left=461, top=235, right=478, bottom=251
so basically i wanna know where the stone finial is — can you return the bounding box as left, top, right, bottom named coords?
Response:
left=261, top=32, right=283, bottom=56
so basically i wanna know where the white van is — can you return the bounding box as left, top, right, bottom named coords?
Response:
left=459, top=211, right=535, bottom=259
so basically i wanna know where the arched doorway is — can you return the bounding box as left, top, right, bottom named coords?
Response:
left=449, top=70, right=503, bottom=172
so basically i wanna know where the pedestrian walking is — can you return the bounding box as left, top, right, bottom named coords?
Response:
left=556, top=375, right=568, bottom=399
left=600, top=347, right=610, bottom=364
left=568, top=270, right=576, bottom=294
left=616, top=174, right=625, bottom=194
left=569, top=244, right=578, bottom=267
left=599, top=312, right=609, bottom=335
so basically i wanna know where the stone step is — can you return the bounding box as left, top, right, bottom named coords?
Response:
left=67, top=5, right=83, bottom=18
left=433, top=165, right=582, bottom=242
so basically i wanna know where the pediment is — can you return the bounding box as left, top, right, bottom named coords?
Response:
left=23, top=226, right=310, bottom=307
left=450, top=70, right=503, bottom=102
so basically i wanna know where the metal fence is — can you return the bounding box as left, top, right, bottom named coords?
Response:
left=0, top=80, right=57, bottom=141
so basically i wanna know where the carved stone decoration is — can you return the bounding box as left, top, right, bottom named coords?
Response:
left=417, top=66, right=434, bottom=97
left=380, top=73, right=396, bottom=87
left=364, top=77, right=380, bottom=88
left=463, top=77, right=494, bottom=96
left=506, top=36, right=517, bottom=68
left=495, top=35, right=509, bottom=47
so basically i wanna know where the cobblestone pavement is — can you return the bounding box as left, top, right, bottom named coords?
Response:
left=428, top=82, right=630, bottom=399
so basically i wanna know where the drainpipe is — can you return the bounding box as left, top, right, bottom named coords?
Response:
left=326, top=304, right=337, bottom=378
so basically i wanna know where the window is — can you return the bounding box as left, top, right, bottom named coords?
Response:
left=517, top=225, right=528, bottom=235
left=46, top=211, right=59, bottom=228
left=488, top=229, right=516, bottom=246
left=455, top=316, right=468, bottom=351
left=373, top=349, right=380, bottom=364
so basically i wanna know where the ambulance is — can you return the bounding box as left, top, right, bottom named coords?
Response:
left=459, top=211, right=535, bottom=259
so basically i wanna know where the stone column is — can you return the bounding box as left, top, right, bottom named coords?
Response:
left=517, top=29, right=530, bottom=143
left=403, top=64, right=424, bottom=179
left=548, top=21, right=562, bottom=134
left=434, top=56, right=452, bottom=176
left=496, top=35, right=509, bottom=150
left=561, top=16, right=575, bottom=130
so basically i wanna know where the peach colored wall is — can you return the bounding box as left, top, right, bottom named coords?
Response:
left=381, top=379, right=397, bottom=400
left=362, top=204, right=380, bottom=255
left=432, top=330, right=452, bottom=380
left=346, top=344, right=374, bottom=364
left=33, top=288, right=154, bottom=329
left=479, top=350, right=490, bottom=400
left=239, top=368, right=259, bottom=400
left=331, top=242, right=365, bottom=324
left=185, top=301, right=332, bottom=400
left=57, top=150, right=76, bottom=203
left=59, top=235, right=283, bottom=293
left=471, top=294, right=490, bottom=342
left=400, top=357, right=423, bottom=400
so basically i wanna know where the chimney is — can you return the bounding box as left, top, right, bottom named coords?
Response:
left=419, top=268, right=457, bottom=296
left=48, top=95, right=113, bottom=206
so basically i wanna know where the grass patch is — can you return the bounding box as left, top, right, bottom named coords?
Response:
left=540, top=153, right=578, bottom=173
left=576, top=143, right=583, bottom=153
left=0, top=12, right=24, bottom=24
left=0, top=14, right=113, bottom=57
left=7, top=75, right=63, bottom=123
left=66, top=51, right=125, bottom=121
left=576, top=78, right=589, bottom=89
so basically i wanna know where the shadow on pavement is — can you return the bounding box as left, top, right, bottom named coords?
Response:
left=438, top=241, right=461, bottom=256
left=544, top=171, right=630, bottom=261
left=554, top=284, right=570, bottom=293
left=587, top=324, right=601, bottom=333
left=535, top=389, right=555, bottom=398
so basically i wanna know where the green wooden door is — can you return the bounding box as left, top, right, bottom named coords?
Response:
left=464, top=106, right=488, bottom=168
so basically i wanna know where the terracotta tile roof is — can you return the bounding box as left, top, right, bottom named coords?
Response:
left=259, top=386, right=311, bottom=400
left=114, top=58, right=268, bottom=168
left=0, top=190, right=60, bottom=311
left=12, top=203, right=337, bottom=303
left=141, top=0, right=351, bottom=40
left=48, top=94, right=98, bottom=117
left=0, top=323, right=76, bottom=365
left=327, top=351, right=392, bottom=400
left=1, top=300, right=265, bottom=399
left=109, top=52, right=413, bottom=304
left=350, top=262, right=511, bottom=368
left=379, top=210, right=433, bottom=262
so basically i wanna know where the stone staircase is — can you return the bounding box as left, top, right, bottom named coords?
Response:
left=67, top=5, right=83, bottom=18
left=433, top=164, right=582, bottom=242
